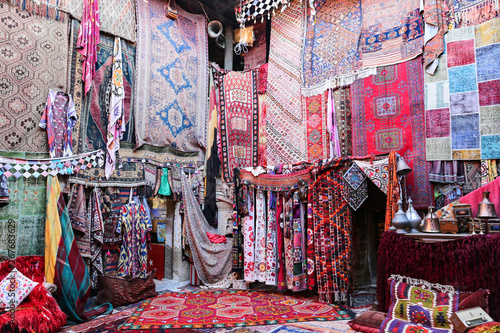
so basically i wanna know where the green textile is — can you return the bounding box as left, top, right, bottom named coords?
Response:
left=0, top=151, right=48, bottom=258
left=158, top=168, right=172, bottom=196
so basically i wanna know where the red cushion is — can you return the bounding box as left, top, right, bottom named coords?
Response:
left=349, top=310, right=387, bottom=329
left=349, top=322, right=381, bottom=333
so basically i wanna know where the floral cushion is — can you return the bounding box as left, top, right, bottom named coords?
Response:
left=379, top=277, right=459, bottom=333
left=0, top=268, right=39, bottom=309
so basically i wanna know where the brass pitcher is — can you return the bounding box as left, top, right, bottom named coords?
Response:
left=421, top=206, right=441, bottom=233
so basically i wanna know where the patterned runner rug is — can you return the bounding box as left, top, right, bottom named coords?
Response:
left=118, top=290, right=353, bottom=331
left=135, top=0, right=209, bottom=157
left=265, top=1, right=308, bottom=165
left=351, top=57, right=432, bottom=208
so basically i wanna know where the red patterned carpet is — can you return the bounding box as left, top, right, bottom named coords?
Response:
left=118, top=290, right=353, bottom=331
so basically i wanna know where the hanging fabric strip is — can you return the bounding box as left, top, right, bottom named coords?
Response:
left=90, top=189, right=105, bottom=289
left=254, top=190, right=267, bottom=282
left=265, top=190, right=278, bottom=285
left=243, top=188, right=256, bottom=282
left=238, top=168, right=312, bottom=191
left=0, top=150, right=104, bottom=179
left=105, top=37, right=125, bottom=179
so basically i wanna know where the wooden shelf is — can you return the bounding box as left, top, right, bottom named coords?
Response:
left=404, top=232, right=471, bottom=243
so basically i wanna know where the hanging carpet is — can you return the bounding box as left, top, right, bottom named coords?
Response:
left=351, top=57, right=432, bottom=208
left=180, top=172, right=232, bottom=285
left=118, top=290, right=353, bottom=331
left=424, top=18, right=500, bottom=161
left=333, top=87, right=353, bottom=157
left=266, top=0, right=308, bottom=165
left=135, top=0, right=209, bottom=157
left=73, top=26, right=136, bottom=154
left=301, top=0, right=376, bottom=96
left=0, top=2, right=68, bottom=153
left=69, top=161, right=146, bottom=187
left=305, top=92, right=329, bottom=161
left=359, top=0, right=423, bottom=68
left=218, top=70, right=259, bottom=183
left=451, top=0, right=499, bottom=28
left=244, top=22, right=267, bottom=71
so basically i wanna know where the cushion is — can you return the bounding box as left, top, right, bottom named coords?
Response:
left=349, top=322, right=382, bottom=333
left=379, top=277, right=459, bottom=333
left=458, top=290, right=489, bottom=313
left=349, top=311, right=387, bottom=331
left=0, top=268, right=38, bottom=309
left=469, top=322, right=500, bottom=333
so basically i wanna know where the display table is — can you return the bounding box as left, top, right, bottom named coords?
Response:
left=404, top=232, right=470, bottom=243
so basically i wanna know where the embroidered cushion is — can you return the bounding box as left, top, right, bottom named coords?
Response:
left=379, top=277, right=459, bottom=333
left=0, top=268, right=39, bottom=309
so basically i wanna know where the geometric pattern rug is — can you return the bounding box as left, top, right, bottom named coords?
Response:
left=118, top=290, right=353, bottom=331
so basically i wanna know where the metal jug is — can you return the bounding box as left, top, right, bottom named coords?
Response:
left=421, top=206, right=441, bottom=233
left=476, top=191, right=497, bottom=219
left=391, top=199, right=411, bottom=233
left=406, top=197, right=421, bottom=233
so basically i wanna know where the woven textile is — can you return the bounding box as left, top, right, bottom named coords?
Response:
left=119, top=290, right=353, bottom=331
left=463, top=161, right=482, bottom=194
left=68, top=19, right=84, bottom=151
left=266, top=1, right=308, bottom=165
left=76, top=31, right=136, bottom=153
left=452, top=0, right=499, bottom=28
left=354, top=158, right=389, bottom=194
left=333, top=87, right=353, bottom=157
left=0, top=2, right=68, bottom=153
left=244, top=22, right=267, bottom=71
left=181, top=173, right=232, bottom=285
left=218, top=70, right=259, bottom=182
left=423, top=0, right=449, bottom=74
left=305, top=92, right=329, bottom=161
left=351, top=58, right=432, bottom=209
left=5, top=0, right=66, bottom=20
left=239, top=169, right=312, bottom=191
left=135, top=1, right=208, bottom=156
left=77, top=0, right=99, bottom=95
left=302, top=0, right=376, bottom=96
left=0, top=173, right=46, bottom=258
left=59, top=0, right=137, bottom=42
left=360, top=0, right=423, bottom=68
left=343, top=163, right=368, bottom=211
left=481, top=159, right=498, bottom=185
left=424, top=19, right=500, bottom=161
left=70, top=161, right=146, bottom=187
left=311, top=159, right=353, bottom=303
left=0, top=150, right=104, bottom=178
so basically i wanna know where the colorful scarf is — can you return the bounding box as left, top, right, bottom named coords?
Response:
left=243, top=188, right=256, bottom=282
left=45, top=176, right=111, bottom=323
left=254, top=190, right=267, bottom=282
left=77, top=0, right=100, bottom=95
left=105, top=37, right=125, bottom=179
left=265, top=190, right=278, bottom=285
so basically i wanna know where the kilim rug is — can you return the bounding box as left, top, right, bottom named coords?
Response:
left=75, top=28, right=136, bottom=153
left=266, top=1, right=308, bottom=165
left=351, top=57, right=432, bottom=209
left=118, top=142, right=200, bottom=167
left=333, top=88, right=353, bottom=157
left=135, top=0, right=209, bottom=158
left=218, top=70, right=259, bottom=182
left=305, top=92, right=329, bottom=161
left=0, top=2, right=68, bottom=152
left=69, top=161, right=146, bottom=187
left=244, top=22, right=267, bottom=71
left=359, top=0, right=423, bottom=68
left=58, top=0, right=137, bottom=42
left=0, top=153, right=48, bottom=258
left=302, top=0, right=376, bottom=97
left=118, top=290, right=353, bottom=331
left=452, top=0, right=499, bottom=28
left=424, top=18, right=500, bottom=161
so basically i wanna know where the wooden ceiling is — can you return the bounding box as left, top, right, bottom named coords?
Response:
left=175, top=0, right=241, bottom=27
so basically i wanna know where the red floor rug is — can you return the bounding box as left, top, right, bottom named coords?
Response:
left=118, top=290, right=353, bottom=331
